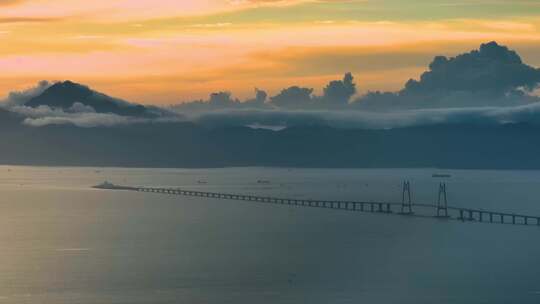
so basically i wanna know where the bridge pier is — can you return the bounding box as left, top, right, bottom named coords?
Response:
left=436, top=183, right=449, bottom=218
left=400, top=181, right=413, bottom=215
left=467, top=210, right=474, bottom=221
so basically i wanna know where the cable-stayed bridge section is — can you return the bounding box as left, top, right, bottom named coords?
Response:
left=95, top=181, right=540, bottom=227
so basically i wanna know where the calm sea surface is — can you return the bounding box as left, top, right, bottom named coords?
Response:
left=0, top=166, right=539, bottom=304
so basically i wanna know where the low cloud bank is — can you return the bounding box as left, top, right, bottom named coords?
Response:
left=8, top=104, right=181, bottom=128
left=6, top=97, right=540, bottom=129
left=10, top=104, right=142, bottom=127
left=192, top=102, right=540, bottom=129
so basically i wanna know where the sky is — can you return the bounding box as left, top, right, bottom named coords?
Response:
left=1, top=0, right=540, bottom=104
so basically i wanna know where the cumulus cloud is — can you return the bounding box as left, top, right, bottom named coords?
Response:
left=269, top=86, right=314, bottom=109
left=349, top=42, right=540, bottom=109
left=171, top=88, right=271, bottom=112
left=0, top=80, right=51, bottom=106
left=244, top=88, right=268, bottom=106
left=209, top=91, right=239, bottom=107
left=172, top=42, right=540, bottom=112
left=321, top=72, right=356, bottom=106
left=401, top=41, right=540, bottom=95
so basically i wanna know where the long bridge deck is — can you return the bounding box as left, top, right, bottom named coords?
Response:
left=109, top=184, right=540, bottom=227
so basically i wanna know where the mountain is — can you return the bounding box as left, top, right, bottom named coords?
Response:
left=25, top=81, right=157, bottom=117
left=0, top=115, right=539, bottom=169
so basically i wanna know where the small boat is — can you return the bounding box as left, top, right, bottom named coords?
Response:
left=197, top=180, right=208, bottom=184
left=93, top=181, right=136, bottom=190
left=257, top=180, right=270, bottom=184
left=432, top=173, right=451, bottom=178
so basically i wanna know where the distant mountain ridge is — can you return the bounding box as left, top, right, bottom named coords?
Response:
left=0, top=107, right=539, bottom=169
left=25, top=81, right=157, bottom=117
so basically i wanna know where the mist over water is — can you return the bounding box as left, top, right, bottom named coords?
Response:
left=0, top=166, right=539, bottom=304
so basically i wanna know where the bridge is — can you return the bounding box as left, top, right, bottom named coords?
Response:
left=102, top=181, right=540, bottom=227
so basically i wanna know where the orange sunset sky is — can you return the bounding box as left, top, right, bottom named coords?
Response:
left=1, top=0, right=540, bottom=104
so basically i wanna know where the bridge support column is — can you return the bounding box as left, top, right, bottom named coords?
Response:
left=400, top=181, right=413, bottom=215
left=436, top=183, right=449, bottom=218
left=512, top=214, right=516, bottom=225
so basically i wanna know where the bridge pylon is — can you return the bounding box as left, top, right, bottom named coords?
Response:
left=435, top=182, right=450, bottom=218
left=400, top=180, right=413, bottom=215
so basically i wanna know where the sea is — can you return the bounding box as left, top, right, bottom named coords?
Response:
left=0, top=166, right=539, bottom=304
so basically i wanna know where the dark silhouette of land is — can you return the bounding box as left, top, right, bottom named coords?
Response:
left=0, top=105, right=539, bottom=169
left=26, top=81, right=160, bottom=117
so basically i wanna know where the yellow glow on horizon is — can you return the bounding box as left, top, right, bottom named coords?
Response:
left=1, top=0, right=540, bottom=104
